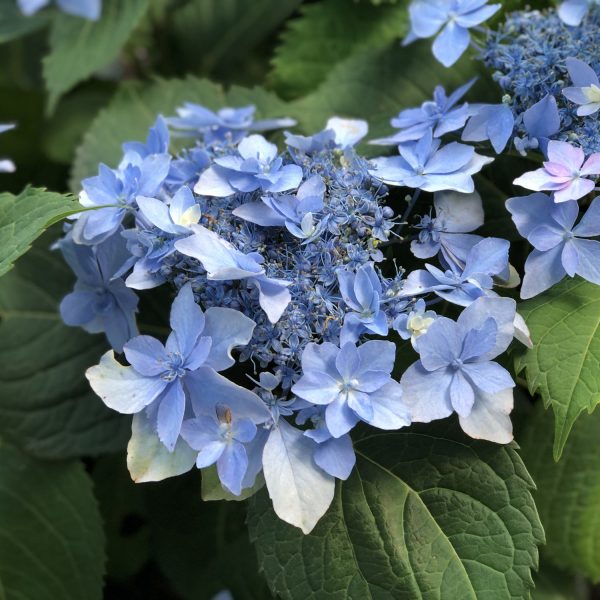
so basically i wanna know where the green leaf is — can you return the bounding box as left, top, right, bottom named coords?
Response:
left=43, top=0, right=150, bottom=112
left=0, top=186, right=79, bottom=278
left=270, top=0, right=408, bottom=100
left=145, top=472, right=270, bottom=600
left=0, top=231, right=130, bottom=459
left=292, top=41, right=492, bottom=152
left=248, top=424, right=544, bottom=600
left=0, top=0, right=48, bottom=43
left=171, top=0, right=302, bottom=78
left=71, top=77, right=291, bottom=190
left=520, top=402, right=600, bottom=583
left=0, top=440, right=105, bottom=600
left=515, top=277, right=600, bottom=460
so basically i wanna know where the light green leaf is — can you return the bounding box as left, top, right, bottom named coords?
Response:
left=292, top=41, right=491, bottom=153
left=248, top=424, right=544, bottom=599
left=270, top=0, right=408, bottom=100
left=0, top=0, right=48, bottom=43
left=0, top=186, right=79, bottom=278
left=171, top=0, right=302, bottom=77
left=0, top=231, right=130, bottom=459
left=0, top=440, right=104, bottom=600
left=43, top=0, right=150, bottom=111
left=520, top=402, right=600, bottom=583
left=515, top=277, right=600, bottom=460
left=201, top=465, right=265, bottom=502
left=71, top=77, right=290, bottom=190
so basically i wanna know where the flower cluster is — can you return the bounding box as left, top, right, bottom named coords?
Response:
left=59, top=97, right=534, bottom=532
left=18, top=0, right=101, bottom=19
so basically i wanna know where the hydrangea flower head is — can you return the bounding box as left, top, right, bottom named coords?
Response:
left=58, top=232, right=138, bottom=352
left=291, top=340, right=410, bottom=438
left=369, top=130, right=493, bottom=193
left=563, top=58, right=600, bottom=117
left=18, top=0, right=101, bottom=19
left=513, top=140, right=600, bottom=203
left=405, top=0, right=501, bottom=67
left=167, top=104, right=296, bottom=143
left=194, top=134, right=303, bottom=197
left=507, top=193, right=600, bottom=298
left=401, top=297, right=517, bottom=443
left=370, top=79, right=475, bottom=145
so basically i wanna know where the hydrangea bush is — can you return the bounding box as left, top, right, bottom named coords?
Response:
left=3, top=0, right=600, bottom=598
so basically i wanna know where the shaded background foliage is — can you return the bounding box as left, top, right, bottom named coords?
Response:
left=2, top=0, right=600, bottom=598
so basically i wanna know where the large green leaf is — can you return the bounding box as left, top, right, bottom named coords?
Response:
left=515, top=277, right=600, bottom=460
left=292, top=41, right=493, bottom=152
left=0, top=232, right=130, bottom=459
left=0, top=440, right=105, bottom=599
left=270, top=0, right=407, bottom=100
left=43, top=0, right=150, bottom=111
left=520, top=403, right=600, bottom=583
left=0, top=186, right=79, bottom=278
left=71, top=77, right=291, bottom=190
left=248, top=424, right=544, bottom=599
left=171, top=0, right=302, bottom=78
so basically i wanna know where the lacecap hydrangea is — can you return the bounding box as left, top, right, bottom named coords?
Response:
left=59, top=99, right=532, bottom=533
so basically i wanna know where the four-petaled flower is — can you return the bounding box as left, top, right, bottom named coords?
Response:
left=507, top=193, right=600, bottom=298
left=401, top=297, right=516, bottom=443
left=404, top=0, right=501, bottom=67
left=513, top=140, right=600, bottom=203
left=563, top=57, right=600, bottom=117
left=292, top=340, right=410, bottom=438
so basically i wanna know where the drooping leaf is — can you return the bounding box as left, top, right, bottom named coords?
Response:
left=515, top=277, right=600, bottom=459
left=43, top=0, right=150, bottom=111
left=70, top=77, right=291, bottom=190
left=270, top=0, right=408, bottom=100
left=520, top=402, right=600, bottom=583
left=171, top=0, right=302, bottom=78
left=0, top=440, right=105, bottom=600
left=248, top=423, right=544, bottom=599
left=0, top=231, right=130, bottom=459
left=0, top=186, right=79, bottom=277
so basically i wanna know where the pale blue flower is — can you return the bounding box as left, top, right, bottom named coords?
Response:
left=18, top=0, right=101, bottom=19
left=291, top=340, right=410, bottom=438
left=411, top=190, right=484, bottom=266
left=369, top=130, right=493, bottom=193
left=58, top=232, right=138, bottom=352
left=195, top=134, right=303, bottom=197
left=174, top=224, right=291, bottom=323
left=513, top=140, right=600, bottom=203
left=85, top=284, right=265, bottom=451
left=558, top=0, right=597, bottom=26
left=370, top=80, right=475, bottom=145
left=167, top=103, right=296, bottom=143
left=563, top=57, right=600, bottom=117
left=404, top=0, right=501, bottom=67
left=401, top=296, right=516, bottom=443
left=180, top=404, right=257, bottom=496
left=73, top=151, right=171, bottom=245
left=507, top=193, right=600, bottom=298
left=337, top=262, right=388, bottom=344
left=400, top=237, right=510, bottom=307
left=393, top=299, right=438, bottom=348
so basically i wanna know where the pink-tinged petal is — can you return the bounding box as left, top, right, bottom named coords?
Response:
left=547, top=140, right=585, bottom=171
left=513, top=168, right=571, bottom=192
left=543, top=161, right=571, bottom=178
left=580, top=153, right=600, bottom=176
left=553, top=177, right=594, bottom=203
